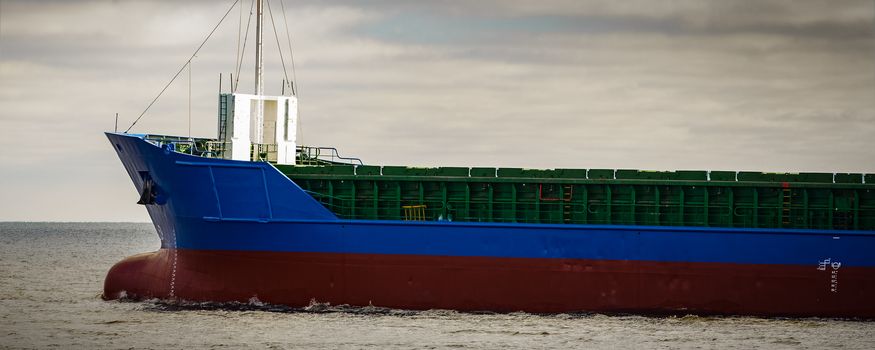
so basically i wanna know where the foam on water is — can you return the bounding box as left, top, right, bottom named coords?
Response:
left=1, top=222, right=873, bottom=349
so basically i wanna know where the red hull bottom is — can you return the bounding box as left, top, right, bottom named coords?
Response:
left=103, top=249, right=875, bottom=318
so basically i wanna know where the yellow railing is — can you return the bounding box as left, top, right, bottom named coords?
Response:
left=402, top=205, right=427, bottom=221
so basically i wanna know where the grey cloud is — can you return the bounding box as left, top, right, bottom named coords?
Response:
left=298, top=0, right=873, bottom=41
left=0, top=0, right=873, bottom=221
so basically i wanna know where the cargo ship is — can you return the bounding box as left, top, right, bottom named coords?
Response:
left=103, top=1, right=875, bottom=318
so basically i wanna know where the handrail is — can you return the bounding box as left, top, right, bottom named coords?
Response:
left=251, top=143, right=277, bottom=162
left=296, top=145, right=363, bottom=165
left=143, top=134, right=362, bottom=165
left=144, top=135, right=228, bottom=158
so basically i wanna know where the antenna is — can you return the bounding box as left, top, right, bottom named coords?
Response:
left=188, top=61, right=192, bottom=140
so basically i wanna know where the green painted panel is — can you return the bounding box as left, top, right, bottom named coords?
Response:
left=798, top=173, right=834, bottom=183
left=356, top=165, right=381, bottom=176
left=709, top=171, right=735, bottom=181
left=614, top=170, right=648, bottom=179
left=470, top=168, right=496, bottom=178
left=835, top=173, right=863, bottom=184
left=433, top=167, right=469, bottom=177
left=282, top=164, right=874, bottom=230
left=497, top=168, right=558, bottom=178
left=738, top=172, right=786, bottom=182
left=380, top=166, right=407, bottom=176
left=555, top=169, right=588, bottom=179
left=588, top=169, right=614, bottom=180
left=675, top=171, right=708, bottom=181
left=614, top=170, right=707, bottom=181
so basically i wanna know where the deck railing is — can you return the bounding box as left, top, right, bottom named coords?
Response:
left=144, top=135, right=229, bottom=158
left=143, top=134, right=363, bottom=165
left=296, top=146, right=363, bottom=166
left=251, top=143, right=277, bottom=162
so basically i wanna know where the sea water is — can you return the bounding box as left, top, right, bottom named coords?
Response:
left=0, top=222, right=872, bottom=349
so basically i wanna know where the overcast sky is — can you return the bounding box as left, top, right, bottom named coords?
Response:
left=0, top=0, right=873, bottom=221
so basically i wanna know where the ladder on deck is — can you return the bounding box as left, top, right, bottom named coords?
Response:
left=563, top=184, right=573, bottom=224
left=403, top=205, right=427, bottom=221
left=781, top=187, right=792, bottom=227
left=218, top=95, right=230, bottom=143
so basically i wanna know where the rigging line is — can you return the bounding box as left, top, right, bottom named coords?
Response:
left=234, top=0, right=242, bottom=92
left=265, top=0, right=291, bottom=93
left=279, top=0, right=298, bottom=96
left=234, top=0, right=256, bottom=93
left=278, top=0, right=303, bottom=146
left=126, top=0, right=240, bottom=133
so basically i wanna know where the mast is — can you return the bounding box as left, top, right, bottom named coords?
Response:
left=253, top=0, right=265, bottom=143
left=220, top=0, right=296, bottom=164
left=254, top=0, right=264, bottom=96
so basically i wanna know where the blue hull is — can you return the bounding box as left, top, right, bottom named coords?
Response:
left=103, top=132, right=875, bottom=317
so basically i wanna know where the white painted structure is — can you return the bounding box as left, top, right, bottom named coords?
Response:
left=217, top=0, right=297, bottom=165
left=219, top=93, right=297, bottom=165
